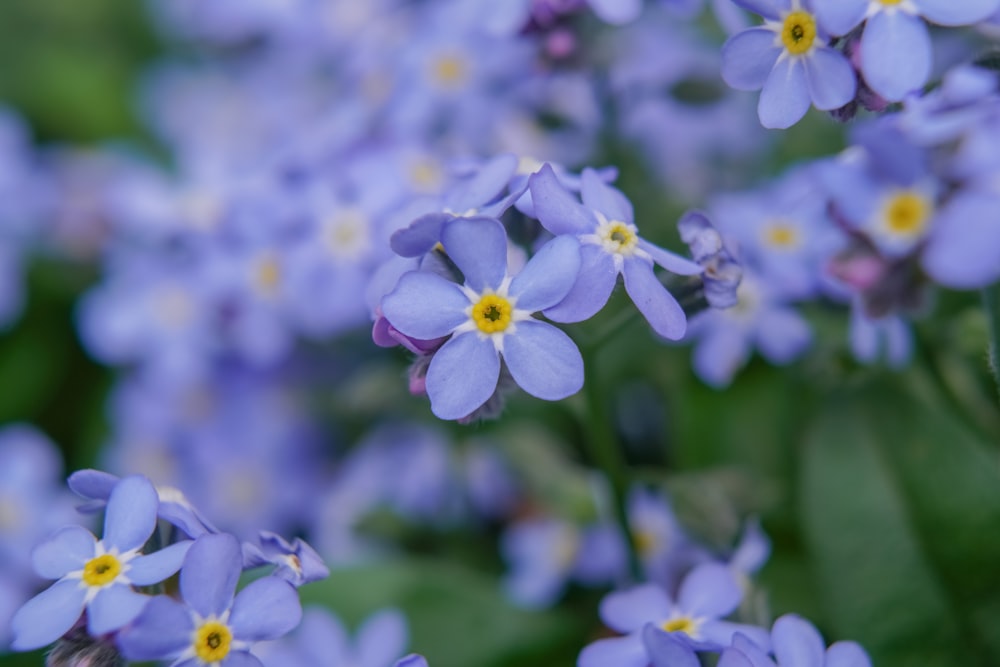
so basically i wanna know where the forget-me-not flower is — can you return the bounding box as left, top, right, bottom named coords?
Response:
left=381, top=216, right=584, bottom=420
left=721, top=0, right=856, bottom=128
left=11, top=475, right=191, bottom=651
left=719, top=613, right=870, bottom=667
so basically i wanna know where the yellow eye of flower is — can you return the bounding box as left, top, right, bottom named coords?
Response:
left=662, top=616, right=698, bottom=636
left=781, top=11, right=817, bottom=56
left=194, top=620, right=233, bottom=663
left=600, top=221, right=639, bottom=254
left=879, top=0, right=903, bottom=5
left=471, top=294, right=513, bottom=334
left=882, top=190, right=931, bottom=238
left=432, top=55, right=467, bottom=87
left=82, top=554, right=122, bottom=587
left=255, top=257, right=281, bottom=294
left=763, top=222, right=800, bottom=249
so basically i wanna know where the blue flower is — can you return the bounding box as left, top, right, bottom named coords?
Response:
left=381, top=216, right=584, bottom=420
left=257, top=606, right=408, bottom=667
left=721, top=0, right=856, bottom=128
left=719, top=613, right=870, bottom=667
left=814, top=0, right=1000, bottom=101
left=242, top=531, right=329, bottom=588
left=528, top=164, right=702, bottom=340
left=117, top=533, right=302, bottom=666
left=11, top=475, right=191, bottom=651
left=578, top=563, right=770, bottom=667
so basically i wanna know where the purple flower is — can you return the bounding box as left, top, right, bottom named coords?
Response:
left=257, top=606, right=408, bottom=667
left=10, top=476, right=191, bottom=651
left=578, top=563, right=770, bottom=667
left=117, top=533, right=302, bottom=666
left=719, top=614, right=870, bottom=667
left=381, top=216, right=584, bottom=420
left=395, top=655, right=429, bottom=667
left=814, top=0, right=1000, bottom=101
left=242, top=531, right=329, bottom=587
left=529, top=164, right=702, bottom=339
left=721, top=0, right=856, bottom=128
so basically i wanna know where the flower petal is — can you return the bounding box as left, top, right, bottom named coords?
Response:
left=220, top=652, right=265, bottom=667
left=32, top=526, right=96, bottom=579
left=691, top=315, right=752, bottom=388
left=390, top=213, right=450, bottom=258
left=826, top=641, right=873, bottom=667
left=357, top=608, right=409, bottom=667
left=677, top=563, right=741, bottom=618
left=381, top=271, right=470, bottom=339
left=543, top=245, right=618, bottom=323
left=599, top=583, right=673, bottom=633
left=718, top=648, right=758, bottom=667
left=622, top=259, right=687, bottom=340
left=814, top=0, right=868, bottom=35
left=230, top=576, right=302, bottom=642
left=701, top=620, right=772, bottom=653
left=441, top=217, right=508, bottom=292
left=425, top=333, right=500, bottom=420
left=502, top=321, right=583, bottom=401
left=448, top=154, right=518, bottom=213
left=116, top=595, right=193, bottom=661
left=509, top=235, right=581, bottom=312
left=772, top=614, right=825, bottom=667
left=589, top=0, right=643, bottom=24
left=579, top=634, right=648, bottom=667
left=730, top=0, right=788, bottom=20
left=181, top=533, right=242, bottom=619
left=804, top=47, right=856, bottom=110
left=755, top=307, right=812, bottom=364
left=10, top=580, right=86, bottom=651
left=922, top=193, right=1000, bottom=288
left=87, top=584, right=150, bottom=635
left=758, top=57, right=811, bottom=129
left=914, top=0, right=1000, bottom=26
left=127, top=540, right=192, bottom=586
left=638, top=240, right=703, bottom=276
left=643, top=625, right=701, bottom=667
left=581, top=169, right=634, bottom=223
left=67, top=469, right=118, bottom=502
left=529, top=164, right=596, bottom=236
left=103, top=475, right=159, bottom=553
left=721, top=29, right=782, bottom=91
left=860, top=11, right=931, bottom=102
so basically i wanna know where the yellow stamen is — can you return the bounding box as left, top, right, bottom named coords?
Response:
left=432, top=55, right=466, bottom=87
left=632, top=530, right=657, bottom=556
left=471, top=294, right=513, bottom=334
left=879, top=0, right=903, bottom=5
left=194, top=621, right=232, bottom=663
left=781, top=11, right=817, bottom=56
left=882, top=190, right=931, bottom=238
left=255, top=257, right=281, bottom=294
left=763, top=222, right=799, bottom=249
left=600, top=221, right=639, bottom=254
left=82, top=554, right=122, bottom=587
left=662, top=616, right=697, bottom=636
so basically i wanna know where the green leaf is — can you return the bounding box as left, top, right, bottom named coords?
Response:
left=801, top=380, right=1000, bottom=666
left=299, top=558, right=586, bottom=667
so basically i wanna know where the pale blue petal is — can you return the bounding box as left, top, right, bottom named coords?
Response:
left=914, top=0, right=1000, bottom=25
left=181, top=534, right=242, bottom=619
left=579, top=635, right=648, bottom=667
left=128, top=540, right=192, bottom=585
left=922, top=193, right=1000, bottom=288
left=622, top=260, right=687, bottom=340
left=67, top=469, right=118, bottom=502
left=718, top=648, right=758, bottom=667
left=502, top=321, right=583, bottom=401
left=581, top=169, right=633, bottom=223
left=759, top=57, right=811, bottom=129
left=32, top=526, right=96, bottom=579
left=425, top=333, right=500, bottom=420
left=643, top=625, right=700, bottom=667
left=860, top=11, right=931, bottom=102
left=677, top=563, right=741, bottom=618
left=10, top=580, right=86, bottom=651
left=826, top=641, right=873, bottom=667
left=441, top=217, right=508, bottom=292
left=733, top=633, right=779, bottom=667
left=356, top=608, right=409, bottom=667
left=88, top=584, right=150, bottom=635
left=589, top=0, right=643, bottom=24
left=773, top=614, right=825, bottom=667
left=543, top=245, right=618, bottom=323
left=116, top=595, right=192, bottom=661
left=692, top=319, right=752, bottom=388
left=701, top=621, right=772, bottom=653
left=599, top=584, right=673, bottom=633
left=230, top=577, right=301, bottom=641
left=814, top=0, right=867, bottom=35
left=731, top=0, right=788, bottom=20
left=721, top=29, right=782, bottom=91
left=804, top=48, right=856, bottom=110
left=755, top=307, right=812, bottom=364
left=638, top=240, right=703, bottom=276
left=529, top=164, right=597, bottom=235
left=394, top=655, right=429, bottom=667
left=448, top=154, right=517, bottom=213
left=296, top=608, right=350, bottom=664
left=104, top=475, right=159, bottom=553
left=509, top=235, right=581, bottom=312
left=390, top=213, right=450, bottom=258
left=381, top=271, right=469, bottom=339
left=222, top=653, right=265, bottom=667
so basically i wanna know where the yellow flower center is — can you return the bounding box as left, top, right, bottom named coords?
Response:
left=781, top=11, right=817, bottom=56
left=661, top=615, right=698, bottom=636
left=879, top=0, right=903, bottom=5
left=432, top=55, right=467, bottom=87
left=882, top=190, right=931, bottom=238
left=632, top=530, right=658, bottom=556
left=194, top=621, right=232, bottom=663
left=255, top=257, right=281, bottom=295
left=763, top=222, right=800, bottom=249
left=82, top=554, right=122, bottom=587
left=471, top=294, right=513, bottom=334
left=600, top=221, right=639, bottom=254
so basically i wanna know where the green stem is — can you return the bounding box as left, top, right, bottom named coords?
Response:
left=581, top=351, right=642, bottom=582
left=982, top=285, right=1000, bottom=403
